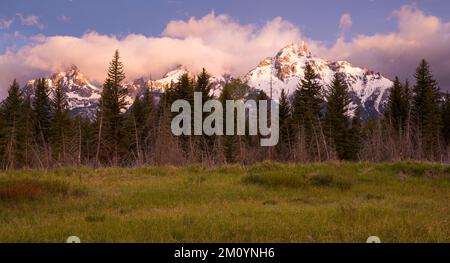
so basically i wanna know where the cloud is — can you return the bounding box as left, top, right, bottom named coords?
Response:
left=0, top=13, right=301, bottom=98
left=313, top=5, right=450, bottom=89
left=1, top=6, right=450, bottom=99
left=59, top=15, right=71, bottom=23
left=0, top=17, right=14, bottom=29
left=16, top=14, right=44, bottom=30
left=339, top=13, right=352, bottom=35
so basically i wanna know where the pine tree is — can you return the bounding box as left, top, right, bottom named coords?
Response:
left=195, top=68, right=213, bottom=101
left=386, top=77, right=408, bottom=133
left=195, top=68, right=216, bottom=162
left=96, top=50, right=128, bottom=165
left=276, top=89, right=293, bottom=160
left=170, top=73, right=196, bottom=159
left=141, top=89, right=155, bottom=159
left=33, top=78, right=52, bottom=145
left=292, top=63, right=324, bottom=160
left=0, top=79, right=25, bottom=169
left=20, top=96, right=34, bottom=167
left=412, top=59, right=441, bottom=159
left=154, top=92, right=183, bottom=165
left=402, top=79, right=413, bottom=130
left=50, top=81, right=72, bottom=162
left=75, top=115, right=95, bottom=165
left=219, top=79, right=244, bottom=163
left=171, top=73, right=194, bottom=104
left=325, top=73, right=352, bottom=160
left=127, top=90, right=155, bottom=165
left=348, top=109, right=362, bottom=160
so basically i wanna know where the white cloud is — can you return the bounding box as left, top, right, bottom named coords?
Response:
left=0, top=6, right=450, bottom=99
left=0, top=13, right=301, bottom=98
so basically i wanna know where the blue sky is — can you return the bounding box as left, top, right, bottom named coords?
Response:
left=1, top=0, right=450, bottom=95
left=1, top=0, right=449, bottom=51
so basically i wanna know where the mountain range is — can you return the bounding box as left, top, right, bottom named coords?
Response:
left=21, top=42, right=393, bottom=120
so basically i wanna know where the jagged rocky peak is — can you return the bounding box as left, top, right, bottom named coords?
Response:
left=148, top=64, right=191, bottom=91
left=244, top=41, right=393, bottom=118
left=48, top=65, right=90, bottom=87
left=22, top=65, right=102, bottom=119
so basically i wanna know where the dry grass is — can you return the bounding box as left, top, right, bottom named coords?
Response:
left=0, top=179, right=71, bottom=201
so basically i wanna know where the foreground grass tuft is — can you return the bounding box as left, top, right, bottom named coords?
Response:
left=0, top=179, right=69, bottom=201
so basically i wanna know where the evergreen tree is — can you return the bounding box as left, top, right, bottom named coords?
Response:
left=386, top=77, right=408, bottom=133
left=195, top=68, right=213, bottom=100
left=292, top=63, right=324, bottom=160
left=171, top=73, right=195, bottom=159
left=219, top=79, right=246, bottom=163
left=0, top=80, right=25, bottom=168
left=195, top=68, right=216, bottom=161
left=348, top=109, right=362, bottom=160
left=50, top=81, right=72, bottom=162
left=170, top=73, right=194, bottom=104
left=33, top=78, right=52, bottom=144
left=96, top=50, right=128, bottom=165
left=21, top=96, right=34, bottom=167
left=141, top=89, right=155, bottom=156
left=412, top=59, right=441, bottom=158
left=402, top=79, right=413, bottom=130
left=126, top=90, right=155, bottom=164
left=325, top=73, right=352, bottom=160
left=276, top=89, right=293, bottom=159
left=75, top=115, right=95, bottom=165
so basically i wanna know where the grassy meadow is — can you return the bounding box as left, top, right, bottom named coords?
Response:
left=0, top=162, right=449, bottom=243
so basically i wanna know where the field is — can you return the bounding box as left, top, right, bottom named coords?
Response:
left=0, top=162, right=449, bottom=243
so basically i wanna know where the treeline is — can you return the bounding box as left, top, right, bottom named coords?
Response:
left=0, top=51, right=449, bottom=169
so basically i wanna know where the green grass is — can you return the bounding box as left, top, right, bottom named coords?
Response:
left=0, top=162, right=449, bottom=243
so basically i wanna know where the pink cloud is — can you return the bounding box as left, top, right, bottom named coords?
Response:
left=16, top=13, right=44, bottom=30
left=339, top=13, right=352, bottom=34
left=0, top=5, right=450, bottom=99
left=313, top=5, right=450, bottom=89
left=0, top=17, right=14, bottom=29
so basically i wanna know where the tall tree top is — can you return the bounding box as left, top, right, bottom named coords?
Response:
left=2, top=79, right=23, bottom=120
left=5, top=79, right=21, bottom=104
left=414, top=59, right=438, bottom=93
left=196, top=68, right=212, bottom=100
left=106, top=49, right=126, bottom=87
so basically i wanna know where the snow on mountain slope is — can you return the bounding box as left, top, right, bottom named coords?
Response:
left=147, top=65, right=190, bottom=91
left=244, top=42, right=393, bottom=118
left=20, top=44, right=393, bottom=120
left=22, top=65, right=102, bottom=119
left=21, top=64, right=223, bottom=119
left=145, top=64, right=228, bottom=98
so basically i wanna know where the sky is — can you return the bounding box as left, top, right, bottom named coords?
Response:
left=1, top=0, right=450, bottom=97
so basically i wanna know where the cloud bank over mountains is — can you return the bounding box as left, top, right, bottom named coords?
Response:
left=0, top=5, right=449, bottom=98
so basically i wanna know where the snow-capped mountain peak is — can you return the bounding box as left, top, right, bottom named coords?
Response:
left=244, top=42, right=392, bottom=118
left=22, top=65, right=102, bottom=119
left=19, top=45, right=393, bottom=120
left=148, top=64, right=191, bottom=91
